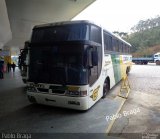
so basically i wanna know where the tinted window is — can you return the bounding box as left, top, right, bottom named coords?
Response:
left=31, top=24, right=89, bottom=43
left=104, top=32, right=112, bottom=51
left=29, top=45, right=88, bottom=85
left=90, top=25, right=102, bottom=45
left=115, top=39, right=119, bottom=52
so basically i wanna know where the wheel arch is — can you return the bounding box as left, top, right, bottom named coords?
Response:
left=102, top=76, right=110, bottom=98
left=105, top=76, right=110, bottom=89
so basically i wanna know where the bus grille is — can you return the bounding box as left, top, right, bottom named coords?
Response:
left=37, top=88, right=65, bottom=94
left=37, top=88, right=48, bottom=92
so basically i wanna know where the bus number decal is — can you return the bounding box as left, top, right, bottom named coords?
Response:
left=90, top=85, right=100, bottom=101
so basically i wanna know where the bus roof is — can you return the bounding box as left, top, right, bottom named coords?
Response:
left=33, top=20, right=132, bottom=47
left=33, top=20, right=94, bottom=29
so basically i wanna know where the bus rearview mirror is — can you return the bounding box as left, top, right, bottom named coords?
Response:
left=92, top=51, right=98, bottom=66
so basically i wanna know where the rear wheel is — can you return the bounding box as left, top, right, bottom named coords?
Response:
left=156, top=60, right=160, bottom=65
left=144, top=61, right=148, bottom=65
left=126, top=67, right=130, bottom=75
left=102, top=79, right=110, bottom=98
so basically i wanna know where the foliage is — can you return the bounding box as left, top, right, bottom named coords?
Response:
left=126, top=26, right=160, bottom=53
left=132, top=45, right=160, bottom=57
left=114, top=15, right=160, bottom=57
left=131, top=15, right=160, bottom=32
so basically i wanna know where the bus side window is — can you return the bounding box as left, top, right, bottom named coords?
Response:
left=118, top=41, right=120, bottom=52
left=112, top=38, right=116, bottom=51
left=122, top=43, right=124, bottom=53
left=123, top=44, right=126, bottom=53
left=118, top=41, right=123, bottom=53
left=103, top=32, right=107, bottom=51
left=90, top=25, right=102, bottom=45
left=127, top=45, right=129, bottom=53
left=108, top=36, right=113, bottom=51
left=125, top=45, right=128, bottom=53
left=106, top=35, right=110, bottom=51
left=116, top=39, right=119, bottom=52
left=128, top=46, right=131, bottom=53
left=104, top=32, right=111, bottom=51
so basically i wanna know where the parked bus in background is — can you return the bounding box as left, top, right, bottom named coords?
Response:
left=24, top=20, right=132, bottom=110
left=18, top=41, right=29, bottom=83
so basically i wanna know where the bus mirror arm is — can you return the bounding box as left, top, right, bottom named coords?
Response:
left=88, top=65, right=93, bottom=69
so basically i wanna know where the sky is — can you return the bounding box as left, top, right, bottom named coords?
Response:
left=73, top=0, right=160, bottom=33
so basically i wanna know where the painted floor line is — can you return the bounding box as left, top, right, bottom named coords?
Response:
left=106, top=96, right=126, bottom=134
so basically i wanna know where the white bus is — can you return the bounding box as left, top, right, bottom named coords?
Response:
left=26, top=20, right=132, bottom=110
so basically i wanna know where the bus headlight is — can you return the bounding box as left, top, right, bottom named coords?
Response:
left=80, top=91, right=87, bottom=97
left=69, top=91, right=79, bottom=96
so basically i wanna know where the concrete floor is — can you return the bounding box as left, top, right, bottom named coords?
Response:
left=109, top=64, right=160, bottom=139
left=0, top=68, right=125, bottom=139
left=0, top=65, right=160, bottom=139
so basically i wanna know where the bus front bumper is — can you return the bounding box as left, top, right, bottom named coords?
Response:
left=27, top=92, right=89, bottom=110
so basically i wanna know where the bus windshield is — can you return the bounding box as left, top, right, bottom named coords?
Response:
left=29, top=22, right=102, bottom=86
left=31, top=24, right=89, bottom=43
left=29, top=44, right=89, bottom=85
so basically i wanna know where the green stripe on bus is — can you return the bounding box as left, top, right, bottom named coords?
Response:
left=111, top=54, right=121, bottom=83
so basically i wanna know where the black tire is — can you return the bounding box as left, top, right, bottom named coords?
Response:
left=102, top=79, right=110, bottom=98
left=156, top=61, right=160, bottom=65
left=126, top=66, right=131, bottom=75
left=22, top=79, right=27, bottom=83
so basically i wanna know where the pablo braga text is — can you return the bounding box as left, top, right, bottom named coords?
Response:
left=1, top=133, right=32, bottom=139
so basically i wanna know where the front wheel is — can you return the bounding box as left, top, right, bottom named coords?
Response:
left=102, top=79, right=110, bottom=98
